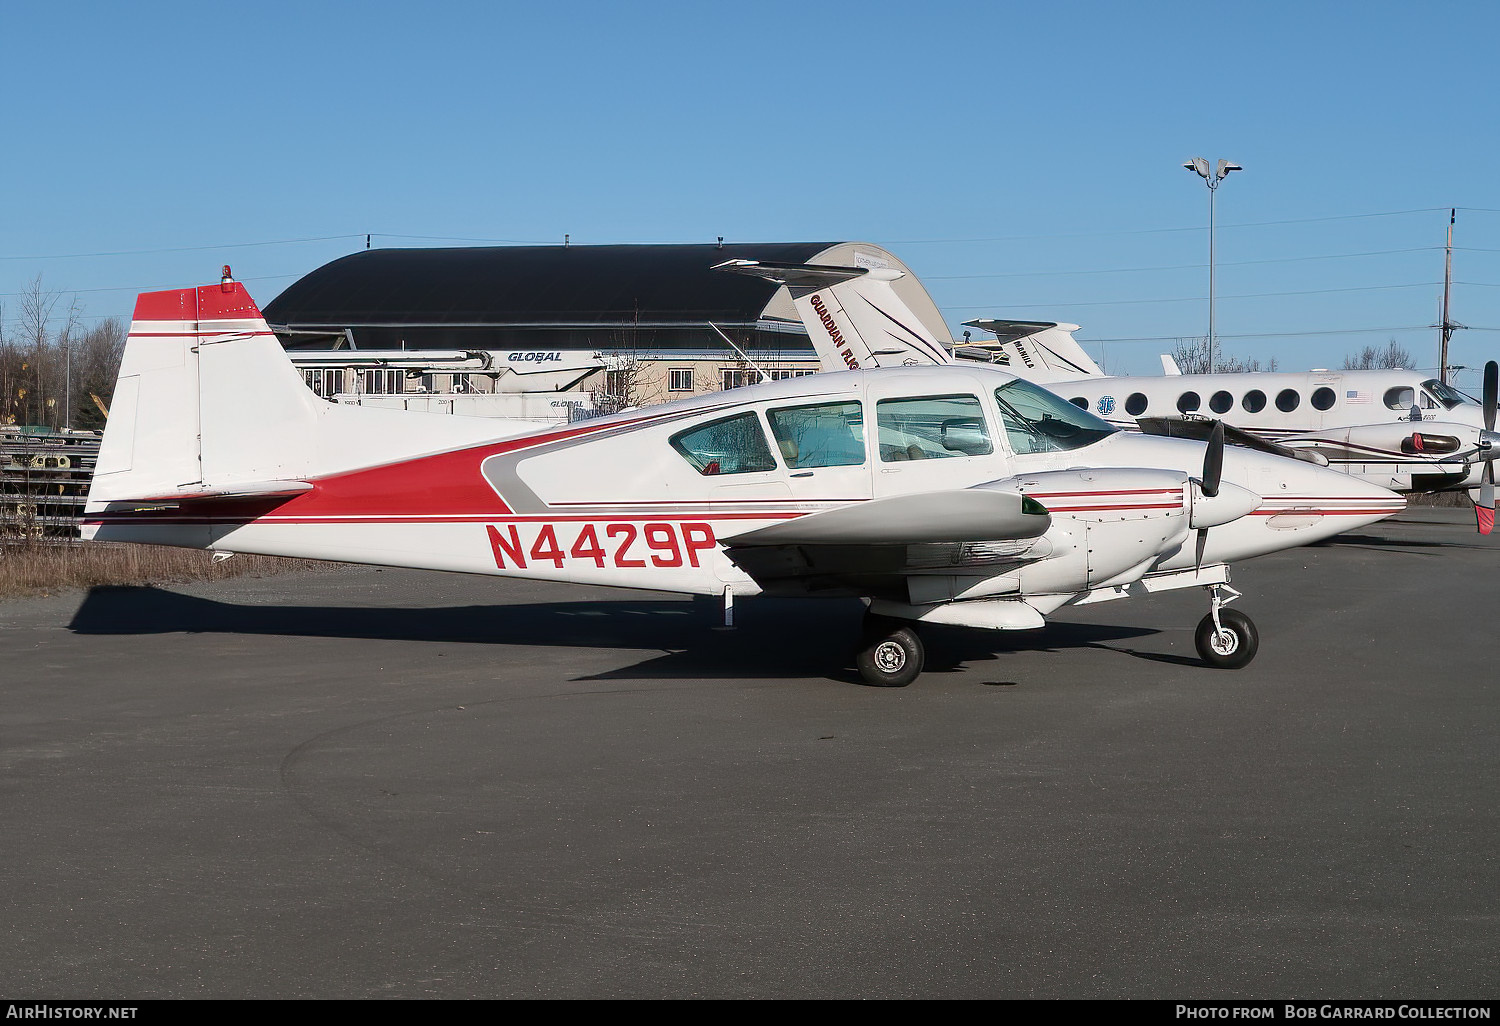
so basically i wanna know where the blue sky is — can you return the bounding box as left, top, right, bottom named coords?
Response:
left=4, top=0, right=1499, bottom=382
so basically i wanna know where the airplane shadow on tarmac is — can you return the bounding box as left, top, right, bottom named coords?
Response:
left=66, top=585, right=1160, bottom=684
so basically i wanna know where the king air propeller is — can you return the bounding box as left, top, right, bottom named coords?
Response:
left=1190, top=421, right=1261, bottom=566
left=1477, top=360, right=1499, bottom=535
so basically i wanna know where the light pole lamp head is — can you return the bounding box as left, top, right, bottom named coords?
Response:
left=1215, top=160, right=1243, bottom=181
left=1184, top=157, right=1211, bottom=179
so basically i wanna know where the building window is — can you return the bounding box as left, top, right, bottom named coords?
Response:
left=362, top=369, right=402, bottom=395
left=302, top=368, right=345, bottom=399
left=668, top=368, right=694, bottom=392
left=765, top=369, right=814, bottom=381
left=722, top=369, right=764, bottom=390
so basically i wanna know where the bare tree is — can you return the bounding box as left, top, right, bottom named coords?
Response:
left=1172, top=337, right=1278, bottom=374
left=1343, top=340, right=1412, bottom=370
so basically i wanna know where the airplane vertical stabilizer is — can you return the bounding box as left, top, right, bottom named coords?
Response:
left=959, top=318, right=1104, bottom=382
left=714, top=259, right=953, bottom=371
left=85, top=277, right=528, bottom=525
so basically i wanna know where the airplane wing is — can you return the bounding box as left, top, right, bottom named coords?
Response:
left=719, top=486, right=1054, bottom=599
left=1136, top=416, right=1330, bottom=466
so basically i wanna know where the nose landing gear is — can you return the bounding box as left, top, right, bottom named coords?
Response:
left=1195, top=584, right=1258, bottom=669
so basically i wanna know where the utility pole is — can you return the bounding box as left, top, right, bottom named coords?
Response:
left=1440, top=208, right=1455, bottom=385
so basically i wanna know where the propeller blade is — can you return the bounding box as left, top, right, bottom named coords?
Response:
left=1195, top=527, right=1209, bottom=568
left=1201, top=421, right=1225, bottom=498
left=1479, top=463, right=1495, bottom=536
left=1484, top=360, right=1498, bottom=433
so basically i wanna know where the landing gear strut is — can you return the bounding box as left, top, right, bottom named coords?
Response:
left=1194, top=584, right=1258, bottom=669
left=855, top=613, right=924, bottom=687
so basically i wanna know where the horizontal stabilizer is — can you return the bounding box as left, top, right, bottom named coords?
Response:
left=104, top=481, right=314, bottom=505
left=723, top=488, right=1050, bottom=547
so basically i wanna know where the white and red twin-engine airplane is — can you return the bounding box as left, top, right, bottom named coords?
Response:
left=82, top=274, right=1404, bottom=686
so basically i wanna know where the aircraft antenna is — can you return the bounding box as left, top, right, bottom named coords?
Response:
left=708, top=322, right=769, bottom=383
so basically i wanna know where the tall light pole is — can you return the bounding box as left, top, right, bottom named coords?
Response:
left=1183, top=157, right=1242, bottom=373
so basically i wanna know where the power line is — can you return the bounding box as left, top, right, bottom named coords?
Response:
left=947, top=281, right=1442, bottom=311
left=926, top=246, right=1441, bottom=281
left=0, top=234, right=365, bottom=262
left=1080, top=325, right=1436, bottom=343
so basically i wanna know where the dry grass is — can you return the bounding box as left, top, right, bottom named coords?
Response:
left=0, top=541, right=341, bottom=600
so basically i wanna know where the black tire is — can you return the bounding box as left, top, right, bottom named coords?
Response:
left=1194, top=609, right=1259, bottom=669
left=856, top=623, right=924, bottom=687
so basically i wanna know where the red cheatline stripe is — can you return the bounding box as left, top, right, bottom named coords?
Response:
left=1029, top=488, right=1182, bottom=498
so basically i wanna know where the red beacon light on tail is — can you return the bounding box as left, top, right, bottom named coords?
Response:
left=221, top=265, right=234, bottom=293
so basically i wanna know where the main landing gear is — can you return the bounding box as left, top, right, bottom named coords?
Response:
left=1194, top=584, right=1259, bottom=669
left=855, top=613, right=924, bottom=688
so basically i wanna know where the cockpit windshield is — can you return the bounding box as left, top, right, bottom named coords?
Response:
left=1421, top=378, right=1477, bottom=410
left=993, top=379, right=1117, bottom=454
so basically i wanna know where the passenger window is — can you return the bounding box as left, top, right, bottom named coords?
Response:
left=1210, top=390, right=1233, bottom=414
left=1311, top=387, right=1336, bottom=411
left=1276, top=388, right=1301, bottom=412
left=877, top=395, right=992, bottom=462
left=1242, top=390, right=1266, bottom=413
left=1069, top=397, right=1088, bottom=409
left=1125, top=393, right=1148, bottom=416
left=766, top=401, right=865, bottom=469
left=1177, top=391, right=1201, bottom=413
left=1384, top=386, right=1415, bottom=410
left=670, top=412, right=776, bottom=476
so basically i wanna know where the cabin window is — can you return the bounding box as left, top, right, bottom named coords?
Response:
left=1421, top=379, right=1473, bottom=410
left=1311, top=387, right=1336, bottom=411
left=668, top=368, right=694, bottom=392
left=1384, top=386, right=1415, bottom=410
left=1276, top=388, right=1301, bottom=412
left=766, top=401, right=866, bottom=469
left=877, top=395, right=992, bottom=462
left=1242, top=390, right=1266, bottom=413
left=993, top=379, right=1116, bottom=454
left=1210, top=390, right=1234, bottom=414
left=669, top=412, right=777, bottom=476
left=1125, top=393, right=1148, bottom=416
left=1177, top=391, right=1201, bottom=413
left=1068, top=397, right=1088, bottom=409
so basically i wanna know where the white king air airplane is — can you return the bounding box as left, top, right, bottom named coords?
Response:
left=83, top=270, right=1403, bottom=687
left=953, top=319, right=1500, bottom=535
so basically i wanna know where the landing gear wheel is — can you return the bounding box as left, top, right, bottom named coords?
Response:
left=856, top=618, right=924, bottom=687
left=1194, top=608, right=1259, bottom=669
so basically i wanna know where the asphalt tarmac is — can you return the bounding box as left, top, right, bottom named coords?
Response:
left=1, top=508, right=1496, bottom=999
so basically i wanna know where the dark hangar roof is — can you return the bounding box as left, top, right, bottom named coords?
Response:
left=261, top=243, right=846, bottom=330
